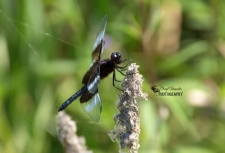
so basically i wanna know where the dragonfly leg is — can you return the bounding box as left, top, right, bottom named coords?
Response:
left=113, top=70, right=123, bottom=91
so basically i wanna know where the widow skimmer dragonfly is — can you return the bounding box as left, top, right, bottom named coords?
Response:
left=58, top=15, right=129, bottom=122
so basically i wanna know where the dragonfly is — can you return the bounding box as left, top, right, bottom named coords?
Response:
left=58, top=15, right=129, bottom=122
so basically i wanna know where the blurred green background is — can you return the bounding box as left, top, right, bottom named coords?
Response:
left=1, top=0, right=225, bottom=153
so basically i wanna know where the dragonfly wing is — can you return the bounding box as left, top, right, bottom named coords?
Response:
left=93, top=15, right=108, bottom=52
left=80, top=92, right=102, bottom=122
left=82, top=15, right=107, bottom=85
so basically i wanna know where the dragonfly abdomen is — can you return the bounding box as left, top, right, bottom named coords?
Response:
left=58, top=85, right=87, bottom=111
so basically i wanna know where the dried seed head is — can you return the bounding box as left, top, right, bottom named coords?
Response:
left=108, top=63, right=148, bottom=153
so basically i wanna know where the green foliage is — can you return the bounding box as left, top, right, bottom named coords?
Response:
left=0, top=0, right=225, bottom=152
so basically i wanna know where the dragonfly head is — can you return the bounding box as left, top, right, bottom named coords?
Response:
left=111, top=52, right=122, bottom=64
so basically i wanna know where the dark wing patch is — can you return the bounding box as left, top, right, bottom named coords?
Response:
left=87, top=66, right=100, bottom=93
left=82, top=61, right=98, bottom=85
left=80, top=88, right=95, bottom=103
left=92, top=40, right=104, bottom=63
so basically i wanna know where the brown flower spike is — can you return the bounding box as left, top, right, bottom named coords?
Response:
left=108, top=63, right=148, bottom=153
left=57, top=111, right=92, bottom=153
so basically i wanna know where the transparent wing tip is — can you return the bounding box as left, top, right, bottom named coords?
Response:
left=103, top=15, right=108, bottom=21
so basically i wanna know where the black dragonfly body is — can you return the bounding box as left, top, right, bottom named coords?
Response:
left=58, top=15, right=128, bottom=122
